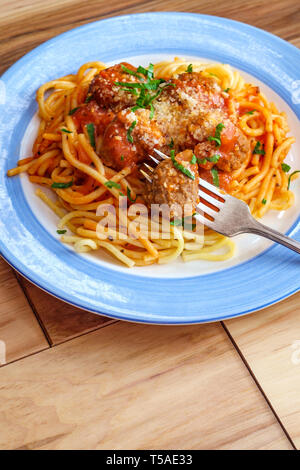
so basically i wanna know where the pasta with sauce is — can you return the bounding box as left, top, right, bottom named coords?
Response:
left=7, top=58, right=296, bottom=267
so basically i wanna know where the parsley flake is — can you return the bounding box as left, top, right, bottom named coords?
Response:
left=86, top=123, right=95, bottom=149
left=127, top=120, right=137, bottom=143
left=211, top=168, right=220, bottom=187
left=288, top=170, right=300, bottom=190
left=85, top=95, right=93, bottom=103
left=127, top=187, right=137, bottom=202
left=105, top=181, right=121, bottom=190
left=68, top=107, right=80, bottom=115
left=208, top=123, right=225, bottom=148
left=253, top=141, right=265, bottom=155
left=281, top=163, right=291, bottom=173
left=51, top=180, right=73, bottom=189
left=170, top=150, right=195, bottom=180
left=170, top=216, right=196, bottom=231
left=197, top=155, right=221, bottom=165
left=168, top=138, right=174, bottom=149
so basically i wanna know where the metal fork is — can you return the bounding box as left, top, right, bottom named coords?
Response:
left=142, top=149, right=300, bottom=254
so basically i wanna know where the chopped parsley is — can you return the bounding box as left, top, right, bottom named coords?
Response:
left=127, top=187, right=137, bottom=202
left=105, top=181, right=121, bottom=190
left=61, top=128, right=72, bottom=134
left=115, top=63, right=175, bottom=118
left=190, top=154, right=197, bottom=164
left=68, top=107, right=80, bottom=115
left=127, top=120, right=136, bottom=143
left=170, top=150, right=195, bottom=180
left=211, top=168, right=220, bottom=187
left=208, top=123, right=225, bottom=148
left=245, top=110, right=257, bottom=115
left=171, top=216, right=196, bottom=231
left=208, top=154, right=220, bottom=163
left=51, top=180, right=73, bottom=189
left=85, top=94, right=93, bottom=103
left=57, top=229, right=67, bottom=235
left=121, top=64, right=145, bottom=79
left=281, top=163, right=291, bottom=173
left=197, top=154, right=221, bottom=165
left=186, top=64, right=193, bottom=73
left=168, top=138, right=174, bottom=149
left=288, top=170, right=300, bottom=190
left=209, top=73, right=218, bottom=78
left=86, top=123, right=95, bottom=149
left=224, top=87, right=230, bottom=93
left=120, top=155, right=124, bottom=161
left=253, top=141, right=265, bottom=155
left=136, top=63, right=154, bottom=80
left=262, top=199, right=267, bottom=205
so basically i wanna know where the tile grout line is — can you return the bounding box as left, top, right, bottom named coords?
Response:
left=0, top=317, right=119, bottom=370
left=50, top=319, right=119, bottom=348
left=13, top=272, right=53, bottom=347
left=0, top=345, right=50, bottom=370
left=221, top=321, right=297, bottom=450
left=13, top=270, right=120, bottom=349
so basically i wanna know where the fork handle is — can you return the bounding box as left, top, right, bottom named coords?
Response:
left=247, top=219, right=300, bottom=254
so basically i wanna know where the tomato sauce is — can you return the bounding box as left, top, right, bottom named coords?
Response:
left=199, top=168, right=232, bottom=193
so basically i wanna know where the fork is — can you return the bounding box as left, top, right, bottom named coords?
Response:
left=141, top=148, right=300, bottom=254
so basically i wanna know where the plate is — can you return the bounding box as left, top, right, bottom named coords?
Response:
left=1, top=12, right=300, bottom=323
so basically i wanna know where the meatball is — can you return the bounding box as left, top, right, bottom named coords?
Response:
left=72, top=100, right=114, bottom=135
left=144, top=150, right=199, bottom=218
left=194, top=122, right=250, bottom=173
left=101, top=119, right=142, bottom=172
left=169, top=73, right=226, bottom=111
left=88, top=62, right=140, bottom=112
left=216, top=129, right=250, bottom=172
left=149, top=73, right=226, bottom=154
left=101, top=108, right=165, bottom=172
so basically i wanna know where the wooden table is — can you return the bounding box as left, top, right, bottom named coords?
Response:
left=1, top=0, right=300, bottom=450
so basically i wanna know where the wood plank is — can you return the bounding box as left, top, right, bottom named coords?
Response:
left=0, top=258, right=48, bottom=366
left=224, top=292, right=300, bottom=449
left=0, top=322, right=292, bottom=450
left=17, top=275, right=115, bottom=345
